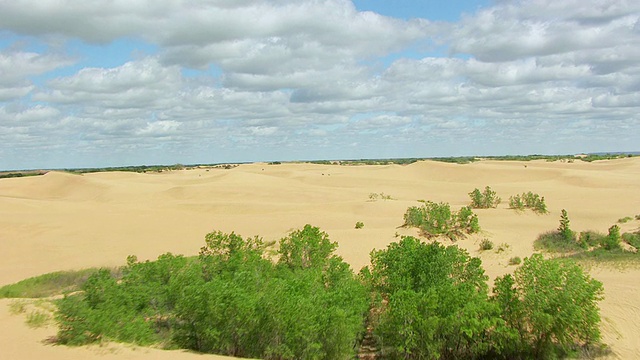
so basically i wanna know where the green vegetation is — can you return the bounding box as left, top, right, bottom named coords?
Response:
left=493, top=254, right=604, bottom=358
left=8, top=300, right=28, bottom=314
left=508, top=191, right=548, bottom=214
left=26, top=310, right=50, bottom=328
left=617, top=216, right=633, bottom=224
left=0, top=170, right=47, bottom=179
left=536, top=211, right=640, bottom=264
left=622, top=232, right=640, bottom=250
left=368, top=192, right=394, bottom=201
left=403, top=201, right=480, bottom=240
left=496, top=243, right=510, bottom=253
left=355, top=221, right=364, bottom=229
left=509, top=256, right=522, bottom=265
left=0, top=268, right=104, bottom=298
left=365, top=238, right=604, bottom=359
left=479, top=239, right=494, bottom=251
left=469, top=186, right=501, bottom=209
left=55, top=226, right=369, bottom=359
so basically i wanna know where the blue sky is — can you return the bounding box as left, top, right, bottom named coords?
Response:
left=0, top=0, right=639, bottom=170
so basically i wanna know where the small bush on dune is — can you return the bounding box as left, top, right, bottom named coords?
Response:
left=469, top=186, right=501, bottom=209
left=355, top=221, right=364, bottom=229
left=403, top=201, right=479, bottom=240
left=508, top=257, right=522, bottom=265
left=618, top=216, right=633, bottom=224
left=479, top=239, right=494, bottom=251
left=509, top=192, right=547, bottom=214
left=579, top=231, right=606, bottom=249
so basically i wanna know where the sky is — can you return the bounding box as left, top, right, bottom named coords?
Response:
left=0, top=0, right=639, bottom=170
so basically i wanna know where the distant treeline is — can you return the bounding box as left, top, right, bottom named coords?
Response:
left=2, top=153, right=637, bottom=177
left=308, top=153, right=638, bottom=166
left=0, top=170, right=48, bottom=179
left=63, top=163, right=238, bottom=174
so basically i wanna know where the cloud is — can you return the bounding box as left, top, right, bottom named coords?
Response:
left=0, top=0, right=639, bottom=169
left=0, top=49, right=74, bottom=100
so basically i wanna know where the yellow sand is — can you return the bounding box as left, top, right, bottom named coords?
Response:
left=1, top=158, right=639, bottom=359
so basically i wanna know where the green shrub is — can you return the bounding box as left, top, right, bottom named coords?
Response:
left=601, top=225, right=622, bottom=250
left=55, top=226, right=369, bottom=359
left=618, top=216, right=633, bottom=224
left=535, top=231, right=583, bottom=253
left=469, top=186, right=501, bottom=209
left=479, top=239, right=494, bottom=251
left=508, top=194, right=525, bottom=211
left=508, top=257, right=522, bottom=265
left=403, top=201, right=479, bottom=240
left=493, top=255, right=604, bottom=358
left=355, top=221, right=364, bottom=229
left=369, top=237, right=496, bottom=359
left=509, top=192, right=547, bottom=213
left=622, top=232, right=640, bottom=250
left=579, top=231, right=606, bottom=249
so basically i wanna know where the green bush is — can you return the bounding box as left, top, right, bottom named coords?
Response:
left=508, top=257, right=522, bottom=265
left=579, top=231, right=606, bottom=249
left=618, top=216, right=633, bottom=224
left=403, top=202, right=479, bottom=240
left=535, top=231, right=583, bottom=252
left=367, top=238, right=605, bottom=359
left=479, top=239, right=494, bottom=251
left=493, top=254, right=604, bottom=358
left=355, top=221, right=364, bottom=229
left=55, top=226, right=369, bottom=359
left=469, top=186, right=501, bottom=209
left=601, top=225, right=622, bottom=250
left=622, top=232, right=640, bottom=250
left=508, top=194, right=525, bottom=211
left=369, top=237, right=496, bottom=359
left=509, top=191, right=548, bottom=214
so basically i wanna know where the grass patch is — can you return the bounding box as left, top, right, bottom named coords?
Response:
left=0, top=268, right=105, bottom=298
left=565, top=248, right=639, bottom=263
left=534, top=231, right=583, bottom=253
left=26, top=310, right=50, bottom=328
left=622, top=232, right=640, bottom=250
left=8, top=300, right=28, bottom=314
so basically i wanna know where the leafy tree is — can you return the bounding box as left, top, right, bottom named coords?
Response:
left=493, top=254, right=604, bottom=358
left=278, top=225, right=338, bottom=270
left=601, top=225, right=622, bottom=250
left=369, top=237, right=499, bottom=359
left=558, top=209, right=575, bottom=241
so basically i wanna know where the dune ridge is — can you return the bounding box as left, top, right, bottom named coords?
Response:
left=1, top=158, right=639, bottom=359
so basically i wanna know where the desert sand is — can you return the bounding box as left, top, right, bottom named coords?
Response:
left=1, top=158, right=639, bottom=359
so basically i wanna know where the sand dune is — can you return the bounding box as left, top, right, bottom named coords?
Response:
left=1, top=158, right=639, bottom=359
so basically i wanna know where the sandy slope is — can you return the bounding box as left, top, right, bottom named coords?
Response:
left=1, top=158, right=639, bottom=359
